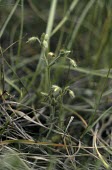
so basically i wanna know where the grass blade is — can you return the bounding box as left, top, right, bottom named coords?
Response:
left=51, top=0, right=79, bottom=36
left=46, top=0, right=57, bottom=38
left=0, top=0, right=20, bottom=38
left=67, top=0, right=96, bottom=49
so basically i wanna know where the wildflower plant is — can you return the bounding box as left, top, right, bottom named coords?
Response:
left=27, top=33, right=77, bottom=132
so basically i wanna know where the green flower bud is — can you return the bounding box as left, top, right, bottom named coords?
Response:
left=69, top=58, right=77, bottom=67
left=44, top=34, right=49, bottom=41
left=47, top=52, right=55, bottom=58
left=41, top=33, right=49, bottom=42
left=41, top=92, right=48, bottom=96
left=42, top=40, right=48, bottom=49
left=69, top=90, right=75, bottom=99
left=26, top=37, right=40, bottom=44
left=52, top=85, right=61, bottom=96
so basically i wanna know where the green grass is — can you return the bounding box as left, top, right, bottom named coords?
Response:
left=0, top=0, right=112, bottom=169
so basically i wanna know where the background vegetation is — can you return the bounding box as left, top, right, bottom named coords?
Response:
left=0, top=0, right=112, bottom=169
